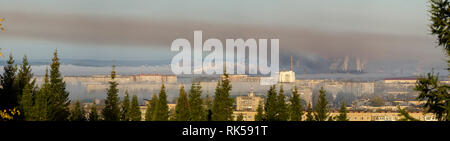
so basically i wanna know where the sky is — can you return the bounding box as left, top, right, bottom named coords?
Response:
left=0, top=0, right=447, bottom=75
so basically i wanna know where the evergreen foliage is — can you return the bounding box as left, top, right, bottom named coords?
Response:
left=129, top=94, right=142, bottom=121
left=255, top=101, right=264, bottom=121
left=175, top=85, right=190, bottom=121
left=188, top=81, right=204, bottom=121
left=154, top=84, right=169, bottom=121
left=121, top=90, right=131, bottom=121
left=264, top=85, right=278, bottom=121
left=145, top=93, right=158, bottom=121
left=46, top=50, right=70, bottom=121
left=289, top=86, right=303, bottom=121
left=314, top=87, right=330, bottom=121
left=0, top=54, right=17, bottom=111
left=336, top=101, right=349, bottom=121
left=211, top=72, right=234, bottom=121
left=88, top=101, right=99, bottom=121
left=102, top=65, right=121, bottom=121
left=69, top=100, right=86, bottom=121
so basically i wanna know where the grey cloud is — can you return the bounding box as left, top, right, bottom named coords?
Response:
left=0, top=11, right=444, bottom=70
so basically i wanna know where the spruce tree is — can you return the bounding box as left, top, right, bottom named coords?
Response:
left=314, top=87, right=330, bottom=121
left=236, top=113, right=244, bottom=121
left=121, top=90, right=131, bottom=121
left=289, top=86, right=303, bottom=121
left=88, top=101, right=99, bottom=121
left=154, top=84, right=169, bottom=121
left=145, top=93, right=158, bottom=121
left=188, top=81, right=204, bottom=121
left=35, top=67, right=49, bottom=121
left=429, top=0, right=450, bottom=57
left=20, top=84, right=35, bottom=121
left=16, top=55, right=36, bottom=109
left=129, top=94, right=142, bottom=121
left=277, top=86, right=288, bottom=121
left=69, top=100, right=86, bottom=121
left=175, top=85, right=190, bottom=121
left=255, top=101, right=264, bottom=121
left=415, top=72, right=449, bottom=121
left=102, top=65, right=121, bottom=121
left=264, top=85, right=278, bottom=121
left=0, top=54, right=17, bottom=110
left=305, top=103, right=314, bottom=121
left=46, top=50, right=70, bottom=121
left=16, top=55, right=38, bottom=121
left=211, top=72, right=234, bottom=121
left=204, top=93, right=212, bottom=110
left=412, top=0, right=450, bottom=121
left=336, top=101, right=349, bottom=121
left=397, top=106, right=420, bottom=121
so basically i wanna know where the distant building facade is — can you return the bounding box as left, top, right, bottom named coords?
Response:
left=329, top=111, right=437, bottom=121
left=235, top=87, right=264, bottom=112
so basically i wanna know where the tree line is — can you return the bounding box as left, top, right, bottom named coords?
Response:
left=254, top=86, right=348, bottom=121
left=0, top=49, right=236, bottom=121
left=101, top=68, right=235, bottom=121
left=0, top=50, right=70, bottom=121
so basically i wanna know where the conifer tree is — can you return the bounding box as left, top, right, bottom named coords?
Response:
left=204, top=93, right=212, bottom=110
left=129, top=94, right=142, bottom=121
left=69, top=100, right=86, bottom=121
left=154, top=84, right=169, bottom=121
left=45, top=50, right=70, bottom=121
left=175, top=85, right=190, bottom=121
left=289, top=86, right=303, bottom=121
left=236, top=113, right=244, bottom=121
left=88, top=101, right=99, bottom=121
left=411, top=0, right=450, bottom=121
left=16, top=56, right=37, bottom=121
left=416, top=71, right=450, bottom=121
left=121, top=90, right=131, bottom=121
left=211, top=72, right=234, bottom=121
left=189, top=81, right=204, bottom=121
left=20, top=84, right=35, bottom=121
left=336, top=101, right=349, bottom=121
left=314, top=87, right=330, bottom=121
left=255, top=101, right=265, bottom=121
left=102, top=65, right=121, bottom=121
left=15, top=55, right=36, bottom=109
left=145, top=93, right=158, bottom=121
left=264, top=85, right=278, bottom=121
left=397, top=106, right=420, bottom=121
left=277, top=86, right=288, bottom=121
left=305, top=103, right=314, bottom=121
left=429, top=0, right=450, bottom=57
left=35, top=67, right=50, bottom=121
left=0, top=54, right=17, bottom=110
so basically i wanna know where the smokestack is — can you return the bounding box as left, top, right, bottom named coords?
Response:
left=356, top=58, right=361, bottom=72
left=290, top=56, right=293, bottom=71
left=342, top=56, right=349, bottom=71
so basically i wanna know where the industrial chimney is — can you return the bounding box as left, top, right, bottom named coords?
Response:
left=290, top=56, right=293, bottom=71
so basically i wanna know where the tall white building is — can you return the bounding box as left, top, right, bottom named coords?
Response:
left=279, top=71, right=296, bottom=83
left=279, top=56, right=296, bottom=83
